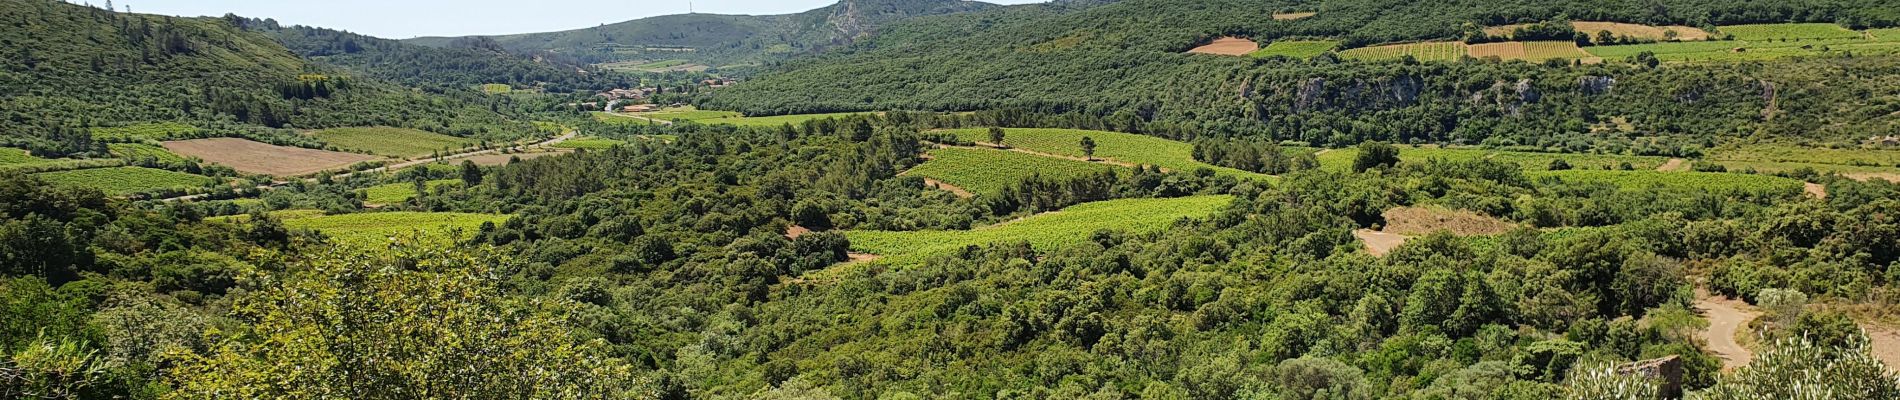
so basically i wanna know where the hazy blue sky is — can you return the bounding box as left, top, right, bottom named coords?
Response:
left=68, top=0, right=1048, bottom=39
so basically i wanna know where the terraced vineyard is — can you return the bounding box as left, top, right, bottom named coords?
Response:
left=1340, top=41, right=1467, bottom=61
left=906, top=147, right=1118, bottom=196
left=311, top=127, right=477, bottom=158
left=846, top=195, right=1233, bottom=263
left=32, top=167, right=216, bottom=195
left=942, top=128, right=1274, bottom=180
left=360, top=179, right=464, bottom=204
left=1249, top=40, right=1340, bottom=58
left=279, top=211, right=511, bottom=246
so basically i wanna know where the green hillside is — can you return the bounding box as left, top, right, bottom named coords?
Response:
left=0, top=0, right=540, bottom=158
left=406, top=0, right=1001, bottom=66
left=708, top=0, right=1900, bottom=151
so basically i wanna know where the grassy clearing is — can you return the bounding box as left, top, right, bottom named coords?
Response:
left=907, top=147, right=1118, bottom=196
left=360, top=179, right=463, bottom=204
left=553, top=137, right=627, bottom=150
left=1527, top=170, right=1804, bottom=195
left=32, top=167, right=216, bottom=195
left=311, top=127, right=477, bottom=158
left=479, top=84, right=512, bottom=94
left=1250, top=40, right=1340, bottom=58
left=0, top=148, right=49, bottom=165
left=92, top=122, right=199, bottom=142
left=1341, top=41, right=1468, bottom=62
left=107, top=143, right=188, bottom=164
left=1718, top=23, right=1861, bottom=41
left=943, top=128, right=1273, bottom=180
left=847, top=195, right=1232, bottom=263
left=278, top=211, right=509, bottom=246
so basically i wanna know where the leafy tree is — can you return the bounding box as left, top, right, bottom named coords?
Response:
left=165, top=239, right=642, bottom=398
left=1352, top=142, right=1400, bottom=172
left=988, top=127, right=1006, bottom=148
left=1694, top=337, right=1900, bottom=399
left=1080, top=136, right=1097, bottom=161
left=459, top=160, right=482, bottom=186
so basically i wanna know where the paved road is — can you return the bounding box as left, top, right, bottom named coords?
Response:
left=157, top=131, right=578, bottom=203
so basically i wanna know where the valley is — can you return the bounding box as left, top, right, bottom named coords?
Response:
left=4, top=0, right=1900, bottom=398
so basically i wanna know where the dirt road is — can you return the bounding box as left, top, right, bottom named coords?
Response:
left=1353, top=229, right=1411, bottom=256
left=1696, top=291, right=1759, bottom=371
left=1868, top=325, right=1900, bottom=370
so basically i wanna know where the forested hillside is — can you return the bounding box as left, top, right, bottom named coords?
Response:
left=0, top=0, right=540, bottom=157
left=6, top=0, right=1900, bottom=398
left=710, top=0, right=1900, bottom=151
left=408, top=0, right=1005, bottom=67
left=239, top=18, right=631, bottom=93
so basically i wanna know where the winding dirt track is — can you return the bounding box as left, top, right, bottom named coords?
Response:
left=1656, top=158, right=1688, bottom=172
left=1695, top=291, right=1759, bottom=372
left=918, top=178, right=974, bottom=198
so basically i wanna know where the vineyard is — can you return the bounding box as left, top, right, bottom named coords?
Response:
left=0, top=148, right=47, bottom=165
left=1527, top=170, right=1805, bottom=196
left=846, top=195, right=1233, bottom=264
left=360, top=179, right=464, bottom=204
left=1340, top=41, right=1468, bottom=62
left=279, top=211, right=511, bottom=246
left=31, top=167, right=217, bottom=195
left=107, top=143, right=189, bottom=165
left=683, top=112, right=882, bottom=127
left=1317, top=146, right=1670, bottom=171
left=905, top=147, right=1117, bottom=196
left=943, top=128, right=1272, bottom=180
left=90, top=122, right=201, bottom=142
left=310, top=127, right=478, bottom=158
left=1249, top=40, right=1340, bottom=58
left=1718, top=23, right=1862, bottom=41
left=552, top=137, right=627, bottom=150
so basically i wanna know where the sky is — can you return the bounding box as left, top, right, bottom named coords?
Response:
left=67, top=0, right=1049, bottom=39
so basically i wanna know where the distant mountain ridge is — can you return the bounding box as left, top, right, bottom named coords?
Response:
left=405, top=0, right=1002, bottom=67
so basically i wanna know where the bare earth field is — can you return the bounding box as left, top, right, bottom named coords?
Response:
left=1187, top=37, right=1259, bottom=55
left=1382, top=206, right=1516, bottom=236
left=1353, top=229, right=1410, bottom=256
left=1486, top=21, right=1711, bottom=41
left=1272, top=12, right=1316, bottom=21
left=163, top=138, right=379, bottom=176
left=459, top=150, right=569, bottom=166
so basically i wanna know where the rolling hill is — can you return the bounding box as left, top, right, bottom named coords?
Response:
left=0, top=0, right=541, bottom=157
left=406, top=0, right=1006, bottom=67
left=707, top=0, right=1900, bottom=151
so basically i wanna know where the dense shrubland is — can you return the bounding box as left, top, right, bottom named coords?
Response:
left=6, top=112, right=1896, bottom=398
